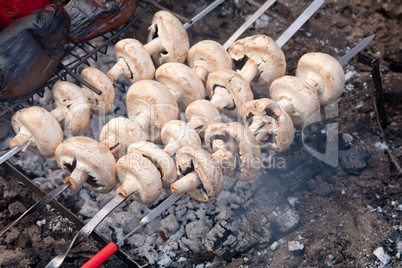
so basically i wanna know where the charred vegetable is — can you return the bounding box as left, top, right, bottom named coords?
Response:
left=65, top=0, right=138, bottom=43
left=0, top=4, right=70, bottom=100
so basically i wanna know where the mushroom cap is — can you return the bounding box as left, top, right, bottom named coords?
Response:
left=206, top=69, right=253, bottom=117
left=161, top=120, right=202, bottom=153
left=185, top=100, right=222, bottom=138
left=100, top=117, right=147, bottom=158
left=241, top=99, right=294, bottom=152
left=296, top=52, right=345, bottom=106
left=204, top=122, right=261, bottom=182
left=113, top=38, right=155, bottom=84
left=51, top=81, right=90, bottom=136
left=55, top=136, right=117, bottom=194
left=116, top=152, right=162, bottom=205
left=10, top=107, right=63, bottom=158
left=228, top=35, right=286, bottom=86
left=126, top=80, right=178, bottom=143
left=147, top=10, right=189, bottom=65
left=175, top=146, right=223, bottom=203
left=80, top=67, right=115, bottom=116
left=187, top=40, right=232, bottom=76
left=270, top=75, right=320, bottom=126
left=128, top=141, right=176, bottom=189
left=155, top=62, right=205, bottom=111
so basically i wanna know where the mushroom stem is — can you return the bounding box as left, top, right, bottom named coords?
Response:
left=188, top=118, right=205, bottom=135
left=50, top=107, right=65, bottom=123
left=144, top=37, right=164, bottom=56
left=255, top=128, right=271, bottom=142
left=277, top=97, right=295, bottom=115
left=248, top=120, right=264, bottom=135
left=239, top=59, right=259, bottom=84
left=106, top=58, right=129, bottom=84
left=163, top=141, right=181, bottom=157
left=304, top=78, right=318, bottom=89
left=9, top=127, right=32, bottom=152
left=64, top=168, right=89, bottom=191
left=115, top=179, right=139, bottom=198
left=194, top=66, right=209, bottom=83
left=171, top=171, right=201, bottom=196
left=133, top=113, right=151, bottom=132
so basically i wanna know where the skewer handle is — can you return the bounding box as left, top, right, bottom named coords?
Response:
left=81, top=242, right=118, bottom=268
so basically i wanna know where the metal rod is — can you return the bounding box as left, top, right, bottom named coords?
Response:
left=0, top=141, right=29, bottom=165
left=57, top=63, right=102, bottom=95
left=183, top=0, right=225, bottom=30
left=338, top=35, right=375, bottom=66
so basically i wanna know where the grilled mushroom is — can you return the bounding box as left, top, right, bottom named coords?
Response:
left=206, top=69, right=253, bottom=118
left=185, top=100, right=222, bottom=138
left=161, top=120, right=202, bottom=156
left=128, top=141, right=176, bottom=188
left=106, top=38, right=155, bottom=84
left=115, top=152, right=162, bottom=204
left=241, top=99, right=294, bottom=152
left=204, top=122, right=261, bottom=182
left=155, top=62, right=205, bottom=111
left=55, top=137, right=117, bottom=193
left=269, top=76, right=320, bottom=126
left=187, top=40, right=232, bottom=83
left=50, top=81, right=90, bottom=136
left=9, top=106, right=63, bottom=158
left=126, top=80, right=178, bottom=143
left=145, top=10, right=189, bottom=65
left=171, top=146, right=223, bottom=203
left=296, top=52, right=345, bottom=106
left=80, top=67, right=115, bottom=116
left=228, top=35, right=286, bottom=88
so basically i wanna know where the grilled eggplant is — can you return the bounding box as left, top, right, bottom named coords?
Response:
left=0, top=4, right=70, bottom=100
left=65, top=0, right=138, bottom=43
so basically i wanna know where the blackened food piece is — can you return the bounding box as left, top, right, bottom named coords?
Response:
left=0, top=4, right=70, bottom=100
left=65, top=0, right=138, bottom=43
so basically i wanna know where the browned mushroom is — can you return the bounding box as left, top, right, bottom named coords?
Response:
left=161, top=120, right=201, bottom=156
left=185, top=100, right=222, bottom=138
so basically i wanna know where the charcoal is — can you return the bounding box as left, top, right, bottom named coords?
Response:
left=339, top=147, right=370, bottom=176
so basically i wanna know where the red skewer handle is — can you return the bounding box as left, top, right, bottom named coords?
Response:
left=81, top=242, right=118, bottom=268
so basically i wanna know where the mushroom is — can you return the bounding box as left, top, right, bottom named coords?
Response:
left=170, top=146, right=223, bottom=203
left=241, top=99, right=294, bottom=152
left=146, top=10, right=189, bottom=65
left=128, top=141, right=176, bottom=189
left=9, top=106, right=63, bottom=158
left=81, top=67, right=115, bottom=116
left=204, top=122, right=261, bottom=182
left=228, top=35, right=286, bottom=92
left=161, top=120, right=201, bottom=156
left=187, top=40, right=232, bottom=83
left=55, top=136, right=117, bottom=193
left=185, top=100, right=222, bottom=138
left=50, top=81, right=91, bottom=136
left=126, top=80, right=179, bottom=143
left=106, top=38, right=155, bottom=84
left=100, top=117, right=147, bottom=158
left=155, top=62, right=205, bottom=111
left=295, top=52, right=345, bottom=106
left=115, top=151, right=162, bottom=205
left=269, top=76, right=320, bottom=126
left=206, top=69, right=253, bottom=118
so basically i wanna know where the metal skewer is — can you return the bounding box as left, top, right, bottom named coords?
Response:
left=0, top=141, right=29, bottom=165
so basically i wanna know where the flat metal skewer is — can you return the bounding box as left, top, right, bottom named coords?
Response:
left=183, top=0, right=225, bottom=30
left=338, top=35, right=375, bottom=66
left=0, top=141, right=29, bottom=165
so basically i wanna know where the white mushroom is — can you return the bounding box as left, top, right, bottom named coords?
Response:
left=50, top=81, right=90, bottom=136
left=170, top=146, right=224, bottom=203
left=204, top=122, right=261, bottom=182
left=296, top=52, right=345, bottom=106
left=269, top=76, right=320, bottom=126
left=187, top=40, right=232, bottom=83
left=100, top=117, right=147, bottom=158
left=185, top=100, right=222, bottom=138
left=115, top=152, right=162, bottom=205
left=228, top=35, right=286, bottom=90
left=241, top=99, right=294, bottom=152
left=155, top=62, right=205, bottom=111
left=106, top=38, right=155, bottom=84
left=55, top=137, right=117, bottom=193
left=126, top=80, right=179, bottom=144
left=161, top=120, right=201, bottom=156
left=81, top=67, right=115, bottom=116
left=9, top=107, right=63, bottom=158
left=206, top=69, right=253, bottom=118
left=146, top=10, right=189, bottom=65
left=128, top=141, right=176, bottom=189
